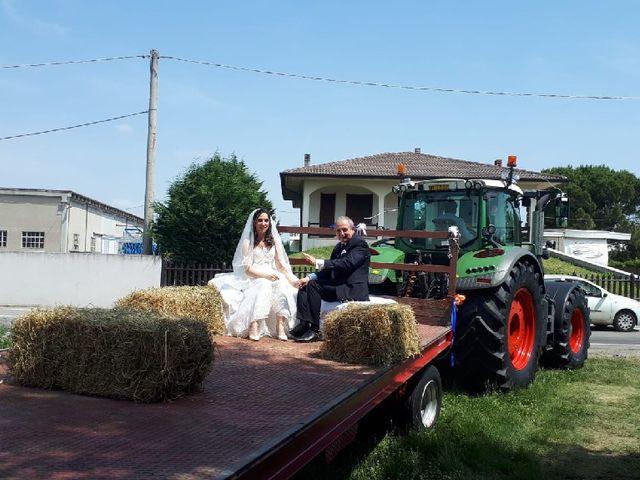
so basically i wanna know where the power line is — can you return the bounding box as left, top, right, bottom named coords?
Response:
left=3, top=53, right=636, bottom=101
left=161, top=55, right=640, bottom=101
left=0, top=54, right=148, bottom=69
left=0, top=111, right=149, bottom=141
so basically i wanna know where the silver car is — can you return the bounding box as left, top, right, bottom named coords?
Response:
left=545, top=275, right=639, bottom=332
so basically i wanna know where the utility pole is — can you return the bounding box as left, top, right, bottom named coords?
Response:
left=143, top=49, right=158, bottom=255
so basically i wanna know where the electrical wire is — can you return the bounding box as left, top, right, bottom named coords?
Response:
left=0, top=111, right=149, bottom=141
left=0, top=55, right=148, bottom=69
left=3, top=53, right=637, bottom=101
left=161, top=55, right=640, bottom=101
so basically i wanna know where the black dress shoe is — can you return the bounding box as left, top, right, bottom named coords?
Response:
left=289, top=323, right=310, bottom=337
left=294, top=329, right=320, bottom=343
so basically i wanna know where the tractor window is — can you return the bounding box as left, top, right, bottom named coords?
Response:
left=487, top=191, right=520, bottom=245
left=400, top=191, right=479, bottom=247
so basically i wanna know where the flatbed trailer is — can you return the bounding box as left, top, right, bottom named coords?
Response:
left=0, top=228, right=457, bottom=480
left=0, top=325, right=451, bottom=479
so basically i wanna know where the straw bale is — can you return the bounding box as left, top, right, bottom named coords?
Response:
left=115, top=286, right=225, bottom=338
left=8, top=307, right=213, bottom=403
left=321, top=303, right=421, bottom=366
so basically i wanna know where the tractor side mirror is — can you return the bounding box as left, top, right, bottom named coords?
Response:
left=554, top=195, right=569, bottom=228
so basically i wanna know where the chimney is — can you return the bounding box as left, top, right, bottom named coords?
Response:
left=304, top=153, right=311, bottom=167
left=494, top=159, right=502, bottom=167
left=414, top=147, right=421, bottom=154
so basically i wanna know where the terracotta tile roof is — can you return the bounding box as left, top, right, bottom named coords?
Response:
left=281, top=151, right=565, bottom=183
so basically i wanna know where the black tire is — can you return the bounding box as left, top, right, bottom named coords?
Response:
left=404, top=365, right=442, bottom=430
left=541, top=287, right=590, bottom=369
left=613, top=310, right=637, bottom=332
left=454, top=259, right=545, bottom=391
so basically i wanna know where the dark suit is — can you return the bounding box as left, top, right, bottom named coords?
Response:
left=296, top=235, right=370, bottom=331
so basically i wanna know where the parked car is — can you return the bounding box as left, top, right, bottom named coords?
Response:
left=545, top=275, right=639, bottom=332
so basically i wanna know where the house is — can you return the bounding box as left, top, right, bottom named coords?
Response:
left=0, top=188, right=144, bottom=254
left=280, top=149, right=565, bottom=248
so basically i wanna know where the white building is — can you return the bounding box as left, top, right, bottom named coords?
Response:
left=0, top=188, right=144, bottom=254
left=544, top=229, right=631, bottom=266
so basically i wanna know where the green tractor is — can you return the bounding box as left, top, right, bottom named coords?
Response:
left=369, top=156, right=590, bottom=390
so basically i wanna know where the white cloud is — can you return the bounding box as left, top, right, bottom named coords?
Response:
left=1, top=0, right=68, bottom=36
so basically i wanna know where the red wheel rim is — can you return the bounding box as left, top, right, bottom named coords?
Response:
left=569, top=308, right=585, bottom=353
left=508, top=288, right=536, bottom=370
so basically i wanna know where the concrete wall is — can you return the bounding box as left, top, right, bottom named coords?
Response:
left=0, top=252, right=161, bottom=307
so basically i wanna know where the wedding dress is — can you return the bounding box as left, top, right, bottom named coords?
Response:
left=210, top=210, right=298, bottom=339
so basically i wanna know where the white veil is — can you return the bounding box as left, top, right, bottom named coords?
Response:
left=230, top=208, right=294, bottom=280
left=209, top=208, right=297, bottom=337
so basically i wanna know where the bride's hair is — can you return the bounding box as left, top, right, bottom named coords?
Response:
left=252, top=208, right=274, bottom=248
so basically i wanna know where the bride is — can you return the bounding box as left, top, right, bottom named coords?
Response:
left=209, top=208, right=300, bottom=341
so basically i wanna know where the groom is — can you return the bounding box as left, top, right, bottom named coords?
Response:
left=291, top=216, right=371, bottom=342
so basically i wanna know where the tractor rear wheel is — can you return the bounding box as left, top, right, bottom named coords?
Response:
left=541, top=286, right=590, bottom=369
left=454, top=259, right=545, bottom=390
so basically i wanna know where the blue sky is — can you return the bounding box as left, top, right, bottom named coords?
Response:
left=1, top=1, right=639, bottom=227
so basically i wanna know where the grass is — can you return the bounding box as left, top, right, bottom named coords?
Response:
left=289, top=246, right=334, bottom=259
left=296, top=356, right=640, bottom=480
left=0, top=324, right=11, bottom=349
left=542, top=257, right=601, bottom=277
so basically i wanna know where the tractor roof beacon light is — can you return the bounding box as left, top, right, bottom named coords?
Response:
left=397, top=162, right=411, bottom=181
left=505, top=154, right=517, bottom=186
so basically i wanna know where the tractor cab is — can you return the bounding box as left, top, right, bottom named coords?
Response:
left=394, top=178, right=523, bottom=262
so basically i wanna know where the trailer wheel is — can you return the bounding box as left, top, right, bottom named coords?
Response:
left=454, top=259, right=545, bottom=390
left=405, top=365, right=442, bottom=430
left=542, top=287, right=590, bottom=369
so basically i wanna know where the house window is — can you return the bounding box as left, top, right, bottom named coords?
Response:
left=73, top=234, right=80, bottom=250
left=22, top=231, right=45, bottom=249
left=90, top=237, right=96, bottom=252
left=0, top=230, right=6, bottom=247
left=346, top=194, right=373, bottom=225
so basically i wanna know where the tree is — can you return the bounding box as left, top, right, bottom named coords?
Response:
left=542, top=165, right=640, bottom=231
left=154, top=153, right=272, bottom=263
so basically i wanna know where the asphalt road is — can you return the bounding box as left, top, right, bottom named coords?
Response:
left=2, top=306, right=639, bottom=356
left=0, top=307, right=35, bottom=328
left=589, top=325, right=640, bottom=357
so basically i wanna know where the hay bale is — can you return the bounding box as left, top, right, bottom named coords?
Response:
left=321, top=303, right=421, bottom=366
left=115, top=286, right=225, bottom=338
left=8, top=307, right=213, bottom=403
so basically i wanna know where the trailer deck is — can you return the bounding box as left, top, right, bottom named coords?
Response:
left=0, top=323, right=451, bottom=480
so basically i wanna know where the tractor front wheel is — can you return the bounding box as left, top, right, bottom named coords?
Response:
left=454, top=259, right=545, bottom=390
